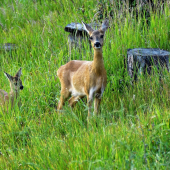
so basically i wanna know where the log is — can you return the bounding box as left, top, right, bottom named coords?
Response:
left=127, top=48, right=170, bottom=80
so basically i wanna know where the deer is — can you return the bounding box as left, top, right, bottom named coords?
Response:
left=57, top=19, right=109, bottom=118
left=0, top=68, right=24, bottom=112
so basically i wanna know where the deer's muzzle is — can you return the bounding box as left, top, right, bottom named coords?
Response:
left=94, top=42, right=101, bottom=49
left=20, top=86, right=24, bottom=90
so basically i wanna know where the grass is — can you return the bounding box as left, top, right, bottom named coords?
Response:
left=0, top=0, right=170, bottom=169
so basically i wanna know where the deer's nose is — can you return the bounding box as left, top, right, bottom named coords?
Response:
left=20, top=86, right=24, bottom=90
left=94, top=42, right=101, bottom=48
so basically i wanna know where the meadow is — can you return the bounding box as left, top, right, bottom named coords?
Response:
left=0, top=0, right=170, bottom=169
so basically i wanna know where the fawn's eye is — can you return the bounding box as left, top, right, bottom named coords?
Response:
left=100, top=35, right=104, bottom=38
left=89, top=36, right=93, bottom=40
left=14, top=82, right=17, bottom=86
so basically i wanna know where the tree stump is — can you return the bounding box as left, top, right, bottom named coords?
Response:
left=65, top=22, right=99, bottom=59
left=127, top=48, right=170, bottom=80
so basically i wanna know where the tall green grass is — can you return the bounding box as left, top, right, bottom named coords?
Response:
left=0, top=0, right=170, bottom=169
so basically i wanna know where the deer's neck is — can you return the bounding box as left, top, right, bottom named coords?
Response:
left=9, top=90, right=19, bottom=104
left=92, top=49, right=105, bottom=74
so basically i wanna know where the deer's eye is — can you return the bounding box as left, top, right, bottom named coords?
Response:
left=89, top=36, right=93, bottom=40
left=100, top=35, right=104, bottom=38
left=14, top=82, right=17, bottom=86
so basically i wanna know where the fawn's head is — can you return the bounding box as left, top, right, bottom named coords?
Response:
left=82, top=19, right=109, bottom=50
left=4, top=68, right=24, bottom=92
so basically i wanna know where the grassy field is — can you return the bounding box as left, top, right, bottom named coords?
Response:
left=0, top=0, right=170, bottom=169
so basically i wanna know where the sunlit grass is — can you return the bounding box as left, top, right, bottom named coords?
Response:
left=0, top=0, right=170, bottom=169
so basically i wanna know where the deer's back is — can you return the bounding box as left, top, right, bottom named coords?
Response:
left=57, top=60, right=92, bottom=80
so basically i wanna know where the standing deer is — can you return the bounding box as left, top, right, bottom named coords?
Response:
left=57, top=19, right=109, bottom=117
left=0, top=68, right=24, bottom=112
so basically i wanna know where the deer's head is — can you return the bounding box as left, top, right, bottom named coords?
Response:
left=82, top=19, right=109, bottom=50
left=4, top=68, right=24, bottom=92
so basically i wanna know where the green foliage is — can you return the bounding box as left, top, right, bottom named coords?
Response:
left=0, top=0, right=170, bottom=169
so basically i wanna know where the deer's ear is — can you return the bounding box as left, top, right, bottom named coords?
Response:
left=15, top=68, right=22, bottom=77
left=82, top=21, right=94, bottom=35
left=100, top=19, right=109, bottom=33
left=4, top=72, right=13, bottom=81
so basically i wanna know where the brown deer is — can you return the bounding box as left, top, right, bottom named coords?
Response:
left=57, top=19, right=109, bottom=117
left=0, top=68, right=24, bottom=112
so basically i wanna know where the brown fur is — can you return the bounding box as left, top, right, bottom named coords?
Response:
left=57, top=20, right=109, bottom=117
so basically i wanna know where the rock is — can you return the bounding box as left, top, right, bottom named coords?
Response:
left=0, top=43, right=17, bottom=51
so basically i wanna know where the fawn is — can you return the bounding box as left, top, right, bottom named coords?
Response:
left=57, top=19, right=109, bottom=117
left=0, top=68, right=24, bottom=111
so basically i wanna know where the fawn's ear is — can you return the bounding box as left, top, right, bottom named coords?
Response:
left=82, top=21, right=94, bottom=35
left=15, top=68, right=22, bottom=78
left=100, top=19, right=109, bottom=33
left=4, top=72, right=13, bottom=81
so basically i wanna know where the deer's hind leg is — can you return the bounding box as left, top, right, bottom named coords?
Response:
left=57, top=87, right=71, bottom=111
left=68, top=96, right=82, bottom=107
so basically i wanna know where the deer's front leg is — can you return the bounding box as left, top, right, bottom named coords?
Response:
left=87, top=95, right=93, bottom=118
left=94, top=96, right=101, bottom=115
